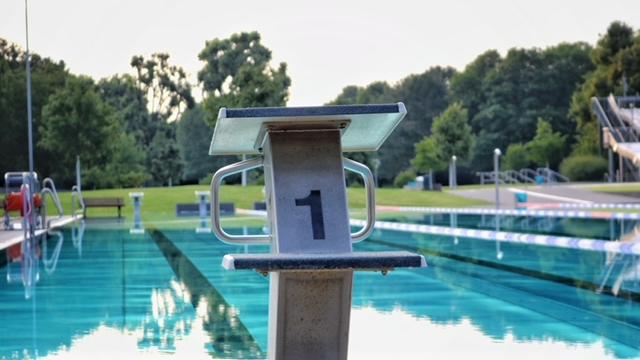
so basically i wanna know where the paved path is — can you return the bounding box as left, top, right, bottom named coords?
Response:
left=452, top=184, right=640, bottom=208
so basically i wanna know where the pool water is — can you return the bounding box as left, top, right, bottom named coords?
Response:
left=1, top=217, right=639, bottom=359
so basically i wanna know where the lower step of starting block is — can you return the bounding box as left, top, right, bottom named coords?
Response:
left=221, top=251, right=426, bottom=272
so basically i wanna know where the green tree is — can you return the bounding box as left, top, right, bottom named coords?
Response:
left=526, top=118, right=566, bottom=169
left=98, top=74, right=150, bottom=147
left=570, top=22, right=639, bottom=154
left=411, top=103, right=474, bottom=174
left=503, top=143, right=530, bottom=170
left=129, top=53, right=194, bottom=184
left=176, top=105, right=236, bottom=183
left=0, top=38, right=69, bottom=178
left=460, top=43, right=593, bottom=170
left=198, top=31, right=291, bottom=126
left=130, top=53, right=194, bottom=123
left=39, top=76, right=119, bottom=187
left=148, top=123, right=183, bottom=186
left=329, top=67, right=455, bottom=184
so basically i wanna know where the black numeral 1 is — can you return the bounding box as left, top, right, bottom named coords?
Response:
left=295, top=190, right=325, bottom=240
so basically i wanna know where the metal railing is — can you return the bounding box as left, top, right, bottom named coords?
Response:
left=536, top=167, right=569, bottom=183
left=71, top=185, right=85, bottom=217
left=41, top=177, right=64, bottom=228
left=592, top=96, right=640, bottom=181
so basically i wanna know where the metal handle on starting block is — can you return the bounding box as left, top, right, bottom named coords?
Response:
left=211, top=157, right=376, bottom=245
left=343, top=157, right=376, bottom=243
left=211, top=157, right=272, bottom=245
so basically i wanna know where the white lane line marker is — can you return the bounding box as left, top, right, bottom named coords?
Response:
left=507, top=188, right=592, bottom=204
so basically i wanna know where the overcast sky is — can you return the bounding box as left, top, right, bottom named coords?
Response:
left=1, top=0, right=639, bottom=106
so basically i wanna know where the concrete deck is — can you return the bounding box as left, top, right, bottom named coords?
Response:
left=452, top=184, right=640, bottom=208
left=0, top=215, right=81, bottom=251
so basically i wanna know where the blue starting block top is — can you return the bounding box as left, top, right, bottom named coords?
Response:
left=209, top=103, right=407, bottom=155
left=221, top=251, right=426, bottom=272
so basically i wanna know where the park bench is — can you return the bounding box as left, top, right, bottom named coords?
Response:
left=83, top=197, right=124, bottom=218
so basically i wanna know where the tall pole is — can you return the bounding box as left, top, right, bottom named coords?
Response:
left=25, top=0, right=36, bottom=227
left=494, top=148, right=501, bottom=210
left=494, top=148, right=503, bottom=260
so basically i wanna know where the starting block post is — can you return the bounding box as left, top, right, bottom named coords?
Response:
left=208, top=103, right=425, bottom=360
left=195, top=190, right=211, bottom=233
left=129, top=192, right=144, bottom=234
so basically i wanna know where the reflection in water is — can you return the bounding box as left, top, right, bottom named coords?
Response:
left=150, top=228, right=265, bottom=359
left=349, top=307, right=620, bottom=360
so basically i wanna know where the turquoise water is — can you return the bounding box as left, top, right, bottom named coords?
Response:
left=1, top=218, right=639, bottom=359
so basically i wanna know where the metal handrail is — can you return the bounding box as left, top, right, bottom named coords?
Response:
left=210, top=156, right=377, bottom=245
left=42, top=177, right=64, bottom=215
left=71, top=185, right=85, bottom=217
left=537, top=167, right=569, bottom=183
left=343, top=157, right=376, bottom=243
left=211, top=157, right=271, bottom=245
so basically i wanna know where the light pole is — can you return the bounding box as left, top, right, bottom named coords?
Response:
left=493, top=148, right=501, bottom=210
left=494, top=148, right=503, bottom=260
left=449, top=155, right=457, bottom=189
left=24, top=0, right=36, bottom=235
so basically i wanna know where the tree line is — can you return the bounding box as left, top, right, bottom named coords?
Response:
left=1, top=22, right=639, bottom=189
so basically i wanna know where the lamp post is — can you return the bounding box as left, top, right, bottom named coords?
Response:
left=494, top=148, right=503, bottom=260
left=449, top=155, right=457, bottom=189
left=494, top=148, right=501, bottom=210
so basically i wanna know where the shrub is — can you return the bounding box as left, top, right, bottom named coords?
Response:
left=393, top=169, right=417, bottom=188
left=559, top=155, right=608, bottom=181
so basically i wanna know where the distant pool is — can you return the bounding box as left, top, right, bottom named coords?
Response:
left=1, top=218, right=639, bottom=359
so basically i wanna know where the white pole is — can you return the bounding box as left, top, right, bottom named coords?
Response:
left=25, top=0, right=35, bottom=227
left=76, top=156, right=81, bottom=192
left=451, top=155, right=457, bottom=189
left=494, top=149, right=501, bottom=210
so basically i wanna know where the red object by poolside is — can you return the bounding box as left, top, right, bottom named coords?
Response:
left=4, top=192, right=42, bottom=215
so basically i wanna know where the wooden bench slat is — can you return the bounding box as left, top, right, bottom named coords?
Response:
left=83, top=197, right=125, bottom=218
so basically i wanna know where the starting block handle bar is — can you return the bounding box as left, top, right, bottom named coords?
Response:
left=343, top=157, right=376, bottom=243
left=211, top=157, right=272, bottom=245
left=211, top=157, right=377, bottom=245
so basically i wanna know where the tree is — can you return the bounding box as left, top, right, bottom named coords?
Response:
left=148, top=122, right=183, bottom=186
left=451, top=50, right=501, bottom=123
left=457, top=43, right=593, bottom=170
left=198, top=31, right=291, bottom=126
left=39, top=76, right=119, bottom=187
left=130, top=53, right=194, bottom=123
left=570, top=21, right=639, bottom=154
left=98, top=74, right=150, bottom=147
left=0, top=38, right=69, bottom=178
left=411, top=103, right=474, bottom=173
left=526, top=118, right=566, bottom=169
left=503, top=144, right=530, bottom=170
left=176, top=105, right=235, bottom=183
left=329, top=67, right=455, bottom=184
left=129, top=52, right=195, bottom=184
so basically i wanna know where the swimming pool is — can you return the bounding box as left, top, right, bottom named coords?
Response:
left=1, top=217, right=639, bottom=359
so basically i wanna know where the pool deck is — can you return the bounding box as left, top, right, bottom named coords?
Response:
left=452, top=184, right=640, bottom=208
left=0, top=215, right=81, bottom=251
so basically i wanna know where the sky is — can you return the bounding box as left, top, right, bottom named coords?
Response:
left=1, top=0, right=639, bottom=106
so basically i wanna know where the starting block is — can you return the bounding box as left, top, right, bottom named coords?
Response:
left=209, top=103, right=425, bottom=360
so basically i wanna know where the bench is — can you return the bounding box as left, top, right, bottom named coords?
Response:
left=83, top=197, right=125, bottom=218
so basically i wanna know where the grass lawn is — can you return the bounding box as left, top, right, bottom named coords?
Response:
left=42, top=184, right=487, bottom=222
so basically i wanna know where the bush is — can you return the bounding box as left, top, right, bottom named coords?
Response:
left=504, top=143, right=530, bottom=170
left=559, top=155, right=608, bottom=181
left=393, top=169, right=417, bottom=188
